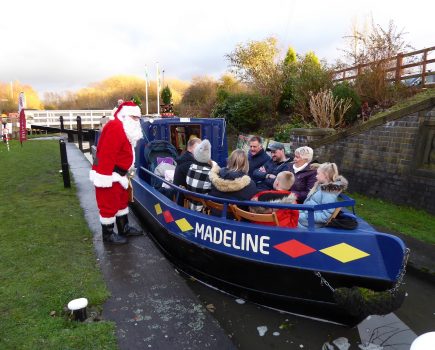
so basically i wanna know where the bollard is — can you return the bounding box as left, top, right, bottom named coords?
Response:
left=59, top=139, right=71, bottom=188
left=59, top=116, right=64, bottom=133
left=76, top=116, right=83, bottom=152
left=67, top=298, right=88, bottom=322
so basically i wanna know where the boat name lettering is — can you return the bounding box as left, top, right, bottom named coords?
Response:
left=194, top=223, right=270, bottom=255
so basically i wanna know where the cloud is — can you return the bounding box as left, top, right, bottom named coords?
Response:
left=1, top=0, right=434, bottom=96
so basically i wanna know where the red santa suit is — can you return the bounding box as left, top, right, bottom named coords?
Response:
left=89, top=101, right=141, bottom=225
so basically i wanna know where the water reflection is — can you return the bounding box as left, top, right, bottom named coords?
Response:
left=185, top=273, right=435, bottom=349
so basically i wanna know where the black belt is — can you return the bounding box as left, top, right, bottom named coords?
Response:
left=113, top=166, right=128, bottom=176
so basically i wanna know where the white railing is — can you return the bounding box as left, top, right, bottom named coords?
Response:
left=25, top=109, right=114, bottom=129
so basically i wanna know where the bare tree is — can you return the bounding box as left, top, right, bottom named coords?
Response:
left=341, top=16, right=412, bottom=65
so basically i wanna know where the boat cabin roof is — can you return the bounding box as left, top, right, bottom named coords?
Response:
left=139, top=117, right=228, bottom=167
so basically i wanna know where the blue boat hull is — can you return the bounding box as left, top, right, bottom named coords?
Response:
left=131, top=175, right=406, bottom=325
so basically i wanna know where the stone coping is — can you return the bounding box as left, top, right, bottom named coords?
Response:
left=291, top=128, right=335, bottom=136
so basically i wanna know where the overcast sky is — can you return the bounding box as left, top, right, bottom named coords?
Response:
left=1, top=0, right=434, bottom=97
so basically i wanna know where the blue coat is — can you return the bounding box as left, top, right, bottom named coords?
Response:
left=248, top=149, right=271, bottom=177
left=298, top=176, right=348, bottom=227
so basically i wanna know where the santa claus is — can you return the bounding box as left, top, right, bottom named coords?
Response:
left=90, top=101, right=143, bottom=244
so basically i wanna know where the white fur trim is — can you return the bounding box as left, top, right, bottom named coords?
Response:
left=100, top=216, right=116, bottom=225
left=112, top=172, right=129, bottom=189
left=118, top=105, right=141, bottom=119
left=90, top=170, right=113, bottom=187
left=90, top=170, right=129, bottom=189
left=116, top=207, right=129, bottom=216
left=131, top=145, right=135, bottom=168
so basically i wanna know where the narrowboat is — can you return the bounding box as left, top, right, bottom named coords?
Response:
left=127, top=117, right=408, bottom=326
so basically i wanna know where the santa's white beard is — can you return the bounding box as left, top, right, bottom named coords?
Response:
left=122, top=117, right=143, bottom=147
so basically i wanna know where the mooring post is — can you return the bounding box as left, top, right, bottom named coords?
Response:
left=59, top=139, right=71, bottom=188
left=67, top=298, right=88, bottom=322
left=60, top=116, right=64, bottom=133
left=76, top=116, right=83, bottom=152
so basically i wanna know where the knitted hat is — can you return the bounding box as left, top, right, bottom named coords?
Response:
left=194, top=139, right=211, bottom=164
left=114, top=101, right=141, bottom=122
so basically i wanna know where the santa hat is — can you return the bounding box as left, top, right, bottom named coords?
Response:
left=194, top=139, right=211, bottom=164
left=114, top=101, right=141, bottom=122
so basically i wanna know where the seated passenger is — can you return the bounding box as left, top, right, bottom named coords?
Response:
left=185, top=139, right=214, bottom=211
left=172, top=137, right=201, bottom=204
left=154, top=159, right=176, bottom=197
left=250, top=171, right=299, bottom=228
left=252, top=142, right=291, bottom=191
left=298, top=162, right=348, bottom=227
left=209, top=150, right=259, bottom=213
left=248, top=136, right=271, bottom=177
left=289, top=146, right=317, bottom=203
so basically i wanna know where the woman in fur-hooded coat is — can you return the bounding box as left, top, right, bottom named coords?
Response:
left=298, top=162, right=348, bottom=227
left=208, top=150, right=258, bottom=207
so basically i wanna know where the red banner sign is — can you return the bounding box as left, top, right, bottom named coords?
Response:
left=19, top=109, right=27, bottom=143
left=18, top=92, right=27, bottom=143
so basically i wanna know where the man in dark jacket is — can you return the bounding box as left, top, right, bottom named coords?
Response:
left=173, top=137, right=201, bottom=205
left=247, top=136, right=270, bottom=177
left=252, top=142, right=291, bottom=190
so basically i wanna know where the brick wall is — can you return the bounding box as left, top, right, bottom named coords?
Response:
left=290, top=99, right=435, bottom=214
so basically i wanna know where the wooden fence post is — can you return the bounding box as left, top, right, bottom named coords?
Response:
left=422, top=49, right=428, bottom=87
left=395, top=53, right=403, bottom=83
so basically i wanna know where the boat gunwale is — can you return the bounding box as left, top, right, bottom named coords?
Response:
left=139, top=166, right=356, bottom=228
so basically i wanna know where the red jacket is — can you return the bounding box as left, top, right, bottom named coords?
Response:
left=251, top=190, right=299, bottom=228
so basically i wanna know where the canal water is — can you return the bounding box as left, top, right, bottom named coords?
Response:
left=185, top=272, right=435, bottom=349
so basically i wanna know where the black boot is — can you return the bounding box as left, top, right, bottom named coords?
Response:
left=116, top=214, right=143, bottom=236
left=102, top=223, right=127, bottom=244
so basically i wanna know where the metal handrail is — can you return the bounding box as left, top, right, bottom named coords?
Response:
left=139, top=166, right=356, bottom=231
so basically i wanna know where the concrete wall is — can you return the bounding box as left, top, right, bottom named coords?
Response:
left=290, top=97, right=435, bottom=214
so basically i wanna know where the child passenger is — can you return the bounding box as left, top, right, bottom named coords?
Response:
left=185, top=139, right=214, bottom=211
left=250, top=171, right=299, bottom=228
left=298, top=162, right=348, bottom=227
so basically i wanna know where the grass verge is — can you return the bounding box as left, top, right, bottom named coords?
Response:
left=350, top=192, right=435, bottom=244
left=0, top=140, right=117, bottom=349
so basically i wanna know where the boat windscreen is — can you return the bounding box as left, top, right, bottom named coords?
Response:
left=170, top=124, right=201, bottom=155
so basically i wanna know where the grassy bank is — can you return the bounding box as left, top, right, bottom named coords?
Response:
left=0, top=140, right=117, bottom=349
left=350, top=193, right=435, bottom=244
